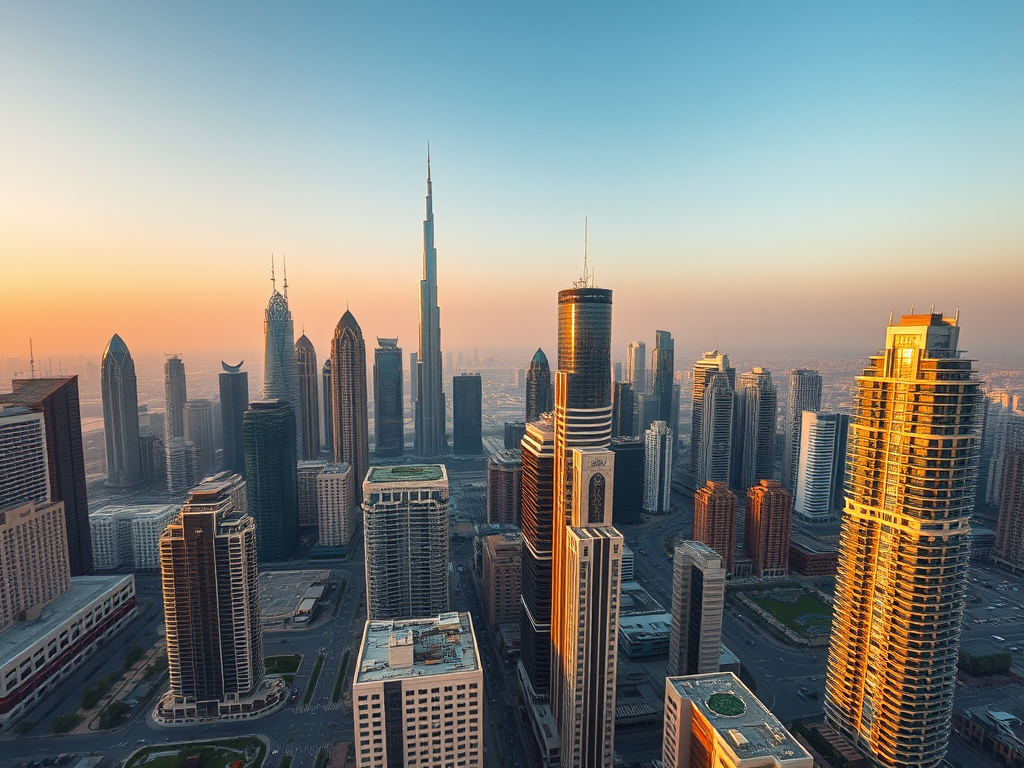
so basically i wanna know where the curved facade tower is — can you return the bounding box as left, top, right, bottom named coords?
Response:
left=525, top=348, right=553, bottom=422
left=414, top=155, right=445, bottom=456
left=101, top=334, right=142, bottom=487
left=825, top=312, right=981, bottom=768
left=295, top=334, right=320, bottom=460
left=331, top=311, right=369, bottom=496
left=262, top=273, right=302, bottom=454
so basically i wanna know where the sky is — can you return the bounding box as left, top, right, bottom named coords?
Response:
left=1, top=1, right=1022, bottom=371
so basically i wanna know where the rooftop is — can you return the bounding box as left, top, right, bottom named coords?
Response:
left=489, top=450, right=522, bottom=467
left=356, top=612, right=479, bottom=684
left=323, top=463, right=352, bottom=475
left=90, top=503, right=179, bottom=520
left=669, top=672, right=811, bottom=765
left=618, top=612, right=672, bottom=639
left=2, top=377, right=75, bottom=405
left=366, top=464, right=446, bottom=485
left=620, top=580, right=666, bottom=616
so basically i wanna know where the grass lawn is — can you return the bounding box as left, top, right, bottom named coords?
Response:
left=265, top=654, right=302, bottom=675
left=124, top=737, right=266, bottom=768
left=748, top=591, right=833, bottom=638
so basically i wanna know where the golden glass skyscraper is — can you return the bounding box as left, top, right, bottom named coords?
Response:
left=824, top=312, right=982, bottom=768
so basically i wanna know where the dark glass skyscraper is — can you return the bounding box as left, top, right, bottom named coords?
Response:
left=295, top=334, right=320, bottom=460
left=321, top=359, right=333, bottom=457
left=452, top=373, right=482, bottom=456
left=610, top=437, right=643, bottom=524
left=1, top=376, right=93, bottom=575
left=373, top=337, right=404, bottom=457
left=525, top=348, right=552, bottom=422
left=218, top=361, right=248, bottom=476
left=414, top=156, right=445, bottom=456
left=331, top=311, right=369, bottom=496
left=611, top=381, right=635, bottom=438
left=243, top=399, right=299, bottom=562
left=164, top=354, right=187, bottom=441
left=652, top=330, right=674, bottom=426
left=101, top=334, right=142, bottom=488
left=262, top=266, right=302, bottom=455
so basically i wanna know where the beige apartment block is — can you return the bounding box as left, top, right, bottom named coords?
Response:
left=318, top=462, right=356, bottom=547
left=0, top=500, right=70, bottom=632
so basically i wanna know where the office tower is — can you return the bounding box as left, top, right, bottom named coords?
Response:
left=782, top=369, right=823, bottom=493
left=612, top=381, right=635, bottom=438
left=626, top=341, right=646, bottom=392
left=504, top=420, right=526, bottom=450
left=408, top=352, right=418, bottom=405
left=156, top=477, right=281, bottom=722
left=361, top=464, right=449, bottom=619
left=321, top=359, right=334, bottom=457
left=261, top=264, right=303, bottom=454
left=483, top=531, right=523, bottom=625
left=1, top=377, right=91, bottom=575
left=689, top=351, right=736, bottom=489
left=219, top=361, right=248, bottom=476
left=980, top=395, right=1024, bottom=507
left=295, top=334, right=321, bottom=461
left=243, top=400, right=299, bottom=562
left=373, top=337, right=404, bottom=457
left=693, top=482, right=737, bottom=575
left=0, top=405, right=49, bottom=508
left=613, top=360, right=623, bottom=383
left=662, top=673, right=813, bottom=768
left=414, top=157, right=446, bottom=457
left=487, top=449, right=522, bottom=525
left=519, top=418, right=556, bottom=698
left=296, top=459, right=328, bottom=526
left=514, top=367, right=526, bottom=389
left=643, top=420, right=673, bottom=514
left=164, top=437, right=201, bottom=493
left=453, top=373, right=483, bottom=455
left=653, top=330, right=675, bottom=424
left=163, top=355, right=187, bottom=441
left=549, top=279, right=623, bottom=768
left=526, top=348, right=553, bottom=422
left=101, top=334, right=142, bottom=488
left=351, top=613, right=482, bottom=768
left=825, top=312, right=981, bottom=768
left=744, top=480, right=792, bottom=578
left=794, top=411, right=850, bottom=523
left=610, top=438, right=644, bottom=524
left=633, top=391, right=661, bottom=437
left=731, top=368, right=777, bottom=491
left=183, top=399, right=216, bottom=476
left=668, top=541, right=726, bottom=677
left=331, top=311, right=370, bottom=498
left=0, top=500, right=70, bottom=633
left=317, top=462, right=356, bottom=548
left=993, top=450, right=1024, bottom=572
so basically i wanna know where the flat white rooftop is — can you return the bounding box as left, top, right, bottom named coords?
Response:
left=356, top=612, right=479, bottom=684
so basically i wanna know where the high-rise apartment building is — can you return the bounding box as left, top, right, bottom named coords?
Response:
left=414, top=156, right=446, bottom=457
left=453, top=374, right=483, bottom=456
left=351, top=613, right=482, bottom=768
left=101, top=334, right=142, bottom=488
left=693, top=481, right=737, bottom=575
left=979, top=395, right=1024, bottom=507
left=732, top=368, right=776, bottom=491
left=296, top=459, right=328, bottom=526
left=487, top=449, right=522, bottom=525
left=1, top=377, right=92, bottom=574
left=611, top=381, right=635, bottom=438
left=164, top=437, right=201, bottom=494
left=794, top=411, right=849, bottom=523
left=219, top=361, right=248, bottom=476
left=90, top=503, right=179, bottom=571
left=744, top=480, right=792, bottom=578
left=825, top=312, right=981, bottom=768
left=643, top=420, right=673, bottom=514
left=626, top=341, right=646, bottom=392
left=0, top=500, right=70, bottom=633
left=689, top=351, right=736, bottom=489
left=668, top=540, right=726, bottom=677
left=317, top=462, right=356, bottom=548
left=0, top=405, right=49, bottom=508
left=184, top=399, right=216, bottom=476
left=261, top=265, right=302, bottom=454
left=782, top=369, right=823, bottom=493
left=164, top=355, right=187, bottom=441
left=662, top=673, right=812, bottom=768
left=373, top=337, right=404, bottom=457
left=993, top=449, right=1024, bottom=573
left=243, top=400, right=299, bottom=562
left=483, top=531, right=522, bottom=626
left=295, top=334, right=321, bottom=461
left=633, top=391, right=661, bottom=439
left=362, top=464, right=449, bottom=620
left=331, top=311, right=370, bottom=498
left=526, top=348, right=553, bottom=422
left=652, top=330, right=675, bottom=425
left=504, top=420, right=527, bottom=450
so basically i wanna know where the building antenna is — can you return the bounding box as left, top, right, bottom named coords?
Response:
left=889, top=309, right=894, bottom=325
left=283, top=254, right=289, bottom=299
left=575, top=217, right=592, bottom=288
left=29, top=338, right=35, bottom=379
left=955, top=307, right=960, bottom=325
left=271, top=253, right=276, bottom=292
left=930, top=302, right=935, bottom=314
left=911, top=303, right=915, bottom=314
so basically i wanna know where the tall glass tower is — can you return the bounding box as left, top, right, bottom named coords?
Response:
left=101, top=334, right=142, bottom=488
left=652, top=330, right=674, bottom=425
left=243, top=400, right=299, bottom=562
left=219, top=361, right=248, bottom=476
left=825, top=312, right=981, bottom=768
left=373, top=337, right=404, bottom=457
left=295, top=334, right=320, bottom=460
left=689, top=351, right=736, bottom=489
left=782, top=368, right=823, bottom=493
left=164, top=355, right=187, bottom=441
left=331, top=311, right=369, bottom=496
left=525, top=348, right=552, bottom=422
left=261, top=265, right=302, bottom=454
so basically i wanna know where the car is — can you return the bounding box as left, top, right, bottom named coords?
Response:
left=746, top=640, right=755, bottom=646
left=272, top=750, right=279, bottom=756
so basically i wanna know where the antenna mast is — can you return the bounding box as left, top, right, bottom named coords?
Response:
left=283, top=255, right=289, bottom=299
left=271, top=254, right=276, bottom=292
left=29, top=338, right=35, bottom=379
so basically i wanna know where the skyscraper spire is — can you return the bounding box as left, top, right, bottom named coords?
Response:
left=415, top=152, right=445, bottom=456
left=283, top=254, right=288, bottom=298
left=271, top=253, right=276, bottom=292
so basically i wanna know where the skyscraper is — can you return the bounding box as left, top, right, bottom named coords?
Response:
left=668, top=540, right=726, bottom=677
left=101, top=334, right=142, bottom=488
left=693, top=481, right=737, bottom=575
left=373, top=337, right=404, bottom=457
left=825, top=312, right=981, bottom=768
left=321, top=359, right=334, bottom=457
left=782, top=369, right=823, bottom=493
left=689, top=351, right=736, bottom=489
left=0, top=500, right=70, bottom=633
left=643, top=420, right=673, bottom=514
left=794, top=411, right=849, bottom=523
left=731, top=367, right=777, bottom=491
left=408, top=352, right=418, bottom=406
left=487, top=449, right=522, bottom=525
left=330, top=311, right=369, bottom=497
left=218, top=361, right=248, bottom=476
left=163, top=354, right=187, bottom=441
left=744, top=480, right=792, bottom=578
left=414, top=155, right=445, bottom=457
left=295, top=334, right=321, bottom=461
left=261, top=263, right=302, bottom=454
left=526, top=348, right=553, bottom=422
left=317, top=462, right=357, bottom=548
left=626, top=341, right=646, bottom=392
left=483, top=532, right=523, bottom=626
left=610, top=437, right=644, bottom=525
left=361, top=464, right=449, bottom=620
left=652, top=330, right=674, bottom=425
left=184, top=399, right=216, bottom=477
left=0, top=405, right=49, bottom=508
left=0, top=376, right=91, bottom=574
left=611, top=381, right=635, bottom=438
left=993, top=449, right=1024, bottom=573
left=453, top=373, right=483, bottom=455
left=243, top=400, right=299, bottom=562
